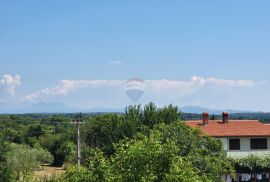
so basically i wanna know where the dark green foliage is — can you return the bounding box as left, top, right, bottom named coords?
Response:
left=152, top=123, right=233, bottom=181
left=28, top=125, right=45, bottom=139
left=0, top=114, right=76, bottom=168
left=229, top=154, right=270, bottom=173
left=142, top=102, right=158, bottom=127
left=82, top=103, right=180, bottom=157
left=82, top=114, right=123, bottom=155
left=141, top=102, right=180, bottom=127
left=0, top=103, right=236, bottom=181
left=62, top=122, right=233, bottom=182
left=157, top=104, right=180, bottom=124
left=1, top=143, right=53, bottom=181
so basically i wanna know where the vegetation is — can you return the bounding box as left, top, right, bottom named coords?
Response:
left=2, top=143, right=53, bottom=181
left=0, top=114, right=74, bottom=181
left=60, top=122, right=233, bottom=182
left=3, top=102, right=268, bottom=181
left=229, top=154, right=270, bottom=173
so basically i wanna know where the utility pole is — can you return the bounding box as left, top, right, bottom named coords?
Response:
left=24, top=114, right=85, bottom=166
left=71, top=112, right=85, bottom=166
left=76, top=113, right=81, bottom=166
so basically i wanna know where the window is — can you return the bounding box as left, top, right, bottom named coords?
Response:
left=229, top=139, right=240, bottom=150
left=250, top=138, right=267, bottom=149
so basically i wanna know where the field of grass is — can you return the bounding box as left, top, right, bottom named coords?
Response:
left=34, top=165, right=65, bottom=181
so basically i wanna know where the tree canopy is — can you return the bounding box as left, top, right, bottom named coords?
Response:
left=0, top=103, right=242, bottom=182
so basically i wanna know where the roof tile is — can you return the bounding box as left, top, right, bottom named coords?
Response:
left=185, top=120, right=270, bottom=137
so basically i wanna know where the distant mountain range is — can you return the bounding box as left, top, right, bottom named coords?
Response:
left=179, top=106, right=249, bottom=114
left=0, top=102, right=125, bottom=114
left=0, top=102, right=262, bottom=114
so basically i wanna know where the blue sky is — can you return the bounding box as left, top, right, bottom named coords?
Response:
left=1, top=1, right=270, bottom=112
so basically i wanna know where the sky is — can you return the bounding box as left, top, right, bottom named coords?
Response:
left=1, top=0, right=270, bottom=112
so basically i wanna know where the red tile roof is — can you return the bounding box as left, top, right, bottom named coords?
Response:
left=185, top=120, right=270, bottom=137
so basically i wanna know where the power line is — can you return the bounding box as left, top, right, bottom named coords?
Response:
left=70, top=113, right=85, bottom=166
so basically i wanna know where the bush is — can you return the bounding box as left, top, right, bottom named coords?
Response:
left=2, top=143, right=53, bottom=181
left=62, top=122, right=234, bottom=182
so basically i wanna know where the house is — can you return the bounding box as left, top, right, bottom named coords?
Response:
left=185, top=112, right=270, bottom=157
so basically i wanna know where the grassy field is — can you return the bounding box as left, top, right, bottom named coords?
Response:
left=34, top=165, right=66, bottom=181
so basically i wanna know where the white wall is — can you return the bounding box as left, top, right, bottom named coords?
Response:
left=217, top=137, right=270, bottom=158
left=227, top=150, right=270, bottom=158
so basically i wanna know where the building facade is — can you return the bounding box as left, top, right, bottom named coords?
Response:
left=186, top=112, right=270, bottom=158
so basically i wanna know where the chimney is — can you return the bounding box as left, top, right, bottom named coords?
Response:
left=202, top=112, right=209, bottom=125
left=222, top=112, right=229, bottom=123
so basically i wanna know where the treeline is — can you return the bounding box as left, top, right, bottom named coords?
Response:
left=0, top=103, right=239, bottom=181
left=3, top=111, right=270, bottom=123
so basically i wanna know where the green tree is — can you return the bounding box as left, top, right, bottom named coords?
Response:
left=157, top=104, right=180, bottom=124
left=3, top=143, right=53, bottom=180
left=142, top=102, right=158, bottom=128
left=63, top=122, right=234, bottom=182
left=111, top=130, right=204, bottom=181
left=57, top=141, right=77, bottom=164
left=27, top=125, right=45, bottom=139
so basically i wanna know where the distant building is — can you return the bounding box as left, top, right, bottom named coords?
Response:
left=185, top=112, right=270, bottom=157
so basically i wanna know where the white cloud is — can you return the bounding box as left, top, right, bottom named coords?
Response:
left=107, top=61, right=123, bottom=66
left=0, top=74, right=21, bottom=97
left=204, top=76, right=256, bottom=87
left=21, top=76, right=261, bottom=105
left=145, top=76, right=257, bottom=95
left=22, top=80, right=125, bottom=102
